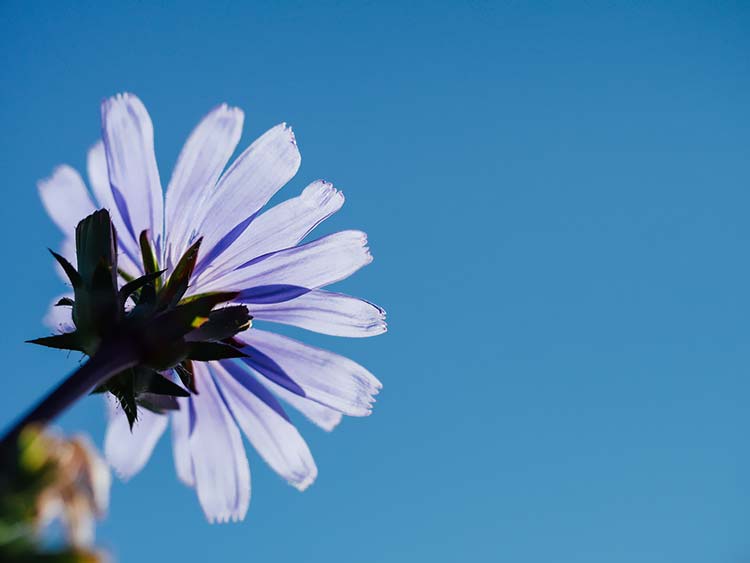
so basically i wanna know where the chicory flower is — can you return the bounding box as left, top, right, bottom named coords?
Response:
left=39, top=93, right=385, bottom=522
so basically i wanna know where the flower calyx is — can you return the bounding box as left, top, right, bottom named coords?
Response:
left=29, top=210, right=252, bottom=428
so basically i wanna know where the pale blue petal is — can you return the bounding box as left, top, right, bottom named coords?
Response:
left=251, top=290, right=387, bottom=337
left=238, top=329, right=381, bottom=416
left=165, top=105, right=244, bottom=269
left=170, top=398, right=194, bottom=487
left=196, top=180, right=344, bottom=286
left=38, top=165, right=96, bottom=238
left=256, top=375, right=343, bottom=432
left=193, top=123, right=300, bottom=267
left=213, top=362, right=317, bottom=491
left=87, top=141, right=143, bottom=277
left=100, top=93, right=164, bottom=254
left=187, top=363, right=250, bottom=523
left=104, top=397, right=168, bottom=480
left=198, top=230, right=372, bottom=296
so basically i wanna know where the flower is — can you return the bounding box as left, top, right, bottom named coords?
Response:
left=39, top=93, right=385, bottom=522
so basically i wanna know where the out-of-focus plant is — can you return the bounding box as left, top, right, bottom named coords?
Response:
left=0, top=426, right=110, bottom=562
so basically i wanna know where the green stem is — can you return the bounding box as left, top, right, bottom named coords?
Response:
left=0, top=339, right=138, bottom=450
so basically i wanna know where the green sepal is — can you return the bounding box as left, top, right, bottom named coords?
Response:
left=26, top=332, right=83, bottom=352
left=119, top=270, right=165, bottom=306
left=136, top=282, right=157, bottom=307
left=49, top=250, right=81, bottom=288
left=31, top=210, right=260, bottom=434
left=138, top=393, right=180, bottom=414
left=108, top=375, right=138, bottom=429
left=75, top=209, right=117, bottom=286
left=186, top=341, right=248, bottom=361
left=158, top=238, right=202, bottom=309
left=129, top=293, right=239, bottom=370
left=133, top=368, right=190, bottom=398
left=149, top=291, right=239, bottom=342
left=186, top=305, right=252, bottom=342
left=175, top=360, right=198, bottom=394
left=139, top=231, right=160, bottom=288
left=118, top=268, right=135, bottom=283
left=91, top=259, right=117, bottom=296
left=64, top=210, right=121, bottom=346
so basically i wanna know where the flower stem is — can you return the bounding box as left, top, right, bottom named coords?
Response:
left=0, top=339, right=139, bottom=451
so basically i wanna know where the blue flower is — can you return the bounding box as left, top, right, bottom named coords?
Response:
left=39, top=93, right=385, bottom=522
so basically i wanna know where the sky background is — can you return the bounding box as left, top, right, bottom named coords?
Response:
left=1, top=1, right=749, bottom=562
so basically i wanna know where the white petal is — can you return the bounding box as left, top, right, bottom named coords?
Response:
left=171, top=398, right=194, bottom=487
left=100, top=93, right=164, bottom=253
left=213, top=362, right=317, bottom=491
left=43, top=294, right=75, bottom=333
left=38, top=165, right=96, bottom=238
left=197, top=180, right=344, bottom=286
left=188, top=363, right=250, bottom=523
left=165, top=105, right=244, bottom=268
left=200, top=230, right=372, bottom=295
left=104, top=398, right=168, bottom=480
left=194, top=123, right=300, bottom=264
left=252, top=290, right=387, bottom=337
left=239, top=328, right=381, bottom=416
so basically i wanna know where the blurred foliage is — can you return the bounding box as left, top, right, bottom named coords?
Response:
left=0, top=426, right=110, bottom=562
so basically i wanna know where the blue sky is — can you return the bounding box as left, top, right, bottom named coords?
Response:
left=1, top=1, right=749, bottom=561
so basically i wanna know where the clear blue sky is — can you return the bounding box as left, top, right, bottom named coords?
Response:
left=1, top=1, right=749, bottom=561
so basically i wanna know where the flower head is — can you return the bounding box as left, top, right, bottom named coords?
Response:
left=39, top=93, right=385, bottom=522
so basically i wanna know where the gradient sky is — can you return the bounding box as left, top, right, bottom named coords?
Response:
left=1, top=2, right=749, bottom=562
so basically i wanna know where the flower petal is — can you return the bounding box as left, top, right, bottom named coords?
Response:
left=257, top=376, right=343, bottom=432
left=197, top=180, right=344, bottom=286
left=86, top=141, right=110, bottom=203
left=213, top=362, right=317, bottom=491
left=104, top=398, right=168, bottom=480
left=165, top=105, right=244, bottom=269
left=100, top=93, right=164, bottom=254
left=251, top=290, right=387, bottom=337
left=193, top=123, right=300, bottom=268
left=187, top=363, right=250, bottom=523
left=87, top=141, right=142, bottom=275
left=43, top=294, right=75, bottom=333
left=200, top=230, right=372, bottom=296
left=171, top=398, right=194, bottom=487
left=38, top=165, right=96, bottom=237
left=238, top=329, right=381, bottom=416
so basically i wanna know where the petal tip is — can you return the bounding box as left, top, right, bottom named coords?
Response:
left=214, top=103, right=245, bottom=122
left=302, top=180, right=345, bottom=210
left=320, top=416, right=343, bottom=432
left=288, top=126, right=297, bottom=147
left=293, top=469, right=318, bottom=492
